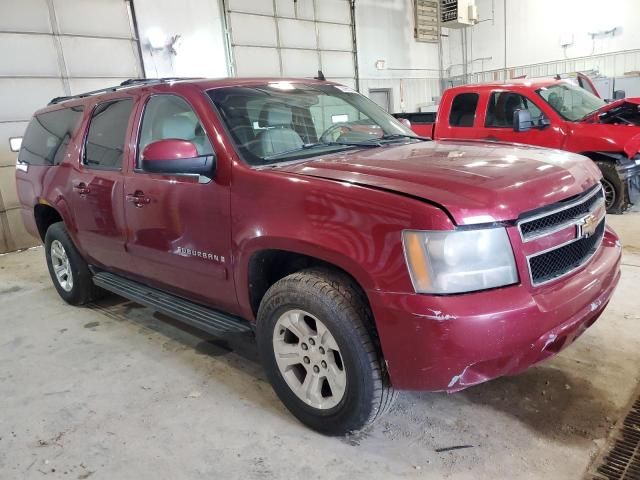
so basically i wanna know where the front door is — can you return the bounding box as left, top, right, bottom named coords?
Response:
left=478, top=90, right=564, bottom=148
left=123, top=93, right=236, bottom=312
left=70, top=98, right=134, bottom=272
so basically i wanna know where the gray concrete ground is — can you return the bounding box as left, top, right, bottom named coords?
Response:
left=1, top=213, right=639, bottom=480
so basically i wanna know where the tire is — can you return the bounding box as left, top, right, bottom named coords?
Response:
left=256, top=268, right=396, bottom=435
left=596, top=161, right=626, bottom=214
left=44, top=222, right=104, bottom=305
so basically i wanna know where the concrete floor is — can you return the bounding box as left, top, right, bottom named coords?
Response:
left=1, top=213, right=639, bottom=480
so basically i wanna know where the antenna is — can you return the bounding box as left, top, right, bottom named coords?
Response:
left=314, top=70, right=326, bottom=81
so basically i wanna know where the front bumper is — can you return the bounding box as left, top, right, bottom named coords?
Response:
left=368, top=226, right=622, bottom=391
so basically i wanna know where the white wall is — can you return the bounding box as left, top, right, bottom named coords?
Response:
left=446, top=0, right=640, bottom=78
left=133, top=0, right=228, bottom=78
left=356, top=0, right=441, bottom=112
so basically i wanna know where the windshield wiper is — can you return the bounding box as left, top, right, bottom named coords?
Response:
left=261, top=140, right=381, bottom=160
left=378, top=133, right=430, bottom=142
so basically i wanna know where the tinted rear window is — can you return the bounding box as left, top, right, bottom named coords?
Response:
left=449, top=93, right=478, bottom=127
left=18, top=106, right=84, bottom=165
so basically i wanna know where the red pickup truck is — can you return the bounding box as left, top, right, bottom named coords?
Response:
left=16, top=77, right=621, bottom=435
left=425, top=80, right=640, bottom=213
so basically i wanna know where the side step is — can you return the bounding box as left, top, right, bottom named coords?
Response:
left=92, top=271, right=252, bottom=336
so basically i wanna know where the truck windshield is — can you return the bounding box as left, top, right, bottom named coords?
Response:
left=536, top=83, right=605, bottom=121
left=207, top=82, right=419, bottom=166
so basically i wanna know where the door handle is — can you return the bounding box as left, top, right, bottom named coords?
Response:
left=73, top=183, right=90, bottom=195
left=126, top=191, right=151, bottom=207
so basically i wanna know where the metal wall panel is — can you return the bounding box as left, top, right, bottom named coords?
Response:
left=281, top=49, right=320, bottom=77
left=228, top=0, right=274, bottom=15
left=278, top=19, right=317, bottom=49
left=315, top=0, right=351, bottom=24
left=0, top=0, right=52, bottom=32
left=0, top=78, right=65, bottom=122
left=0, top=33, right=60, bottom=76
left=275, top=0, right=315, bottom=20
left=234, top=47, right=281, bottom=77
left=53, top=0, right=133, bottom=37
left=230, top=12, right=278, bottom=47
left=60, top=36, right=140, bottom=78
left=318, top=23, right=352, bottom=50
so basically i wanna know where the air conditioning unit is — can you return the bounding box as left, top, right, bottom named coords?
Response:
left=441, top=0, right=478, bottom=28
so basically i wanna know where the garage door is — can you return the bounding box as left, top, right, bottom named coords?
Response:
left=225, top=0, right=357, bottom=89
left=0, top=0, right=143, bottom=252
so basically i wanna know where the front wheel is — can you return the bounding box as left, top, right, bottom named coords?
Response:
left=256, top=269, right=396, bottom=435
left=596, top=161, right=626, bottom=214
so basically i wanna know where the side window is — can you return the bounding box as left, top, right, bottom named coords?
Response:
left=138, top=95, right=213, bottom=167
left=18, top=106, right=84, bottom=166
left=449, top=93, right=478, bottom=127
left=84, top=99, right=133, bottom=169
left=486, top=92, right=543, bottom=128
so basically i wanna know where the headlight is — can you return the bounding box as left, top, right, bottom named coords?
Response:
left=402, top=228, right=518, bottom=294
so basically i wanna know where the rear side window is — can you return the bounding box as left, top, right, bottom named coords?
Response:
left=18, top=107, right=84, bottom=165
left=84, top=99, right=134, bottom=169
left=449, top=93, right=478, bottom=127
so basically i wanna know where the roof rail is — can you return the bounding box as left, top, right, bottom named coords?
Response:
left=47, top=77, right=203, bottom=105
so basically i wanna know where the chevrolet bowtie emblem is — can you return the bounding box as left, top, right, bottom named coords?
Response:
left=577, top=213, right=599, bottom=239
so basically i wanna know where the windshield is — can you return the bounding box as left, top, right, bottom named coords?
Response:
left=536, top=83, right=606, bottom=121
left=207, top=82, right=417, bottom=166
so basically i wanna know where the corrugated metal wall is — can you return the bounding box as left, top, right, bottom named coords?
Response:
left=0, top=0, right=143, bottom=253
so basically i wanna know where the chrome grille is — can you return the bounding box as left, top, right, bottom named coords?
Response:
left=519, top=185, right=604, bottom=242
left=528, top=219, right=605, bottom=285
left=518, top=184, right=606, bottom=287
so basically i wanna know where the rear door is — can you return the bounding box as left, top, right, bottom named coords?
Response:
left=123, top=93, right=236, bottom=312
left=477, top=90, right=564, bottom=148
left=433, top=92, right=484, bottom=140
left=69, top=98, right=134, bottom=272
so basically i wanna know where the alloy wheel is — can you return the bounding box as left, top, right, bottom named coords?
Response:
left=272, top=309, right=346, bottom=410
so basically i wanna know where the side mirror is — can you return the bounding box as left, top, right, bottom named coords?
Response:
left=398, top=118, right=412, bottom=129
left=141, top=139, right=215, bottom=176
left=613, top=90, right=626, bottom=100
left=513, top=109, right=532, bottom=132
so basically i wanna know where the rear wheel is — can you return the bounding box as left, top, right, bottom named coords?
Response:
left=44, top=222, right=104, bottom=305
left=257, top=268, right=396, bottom=435
left=596, top=161, right=626, bottom=214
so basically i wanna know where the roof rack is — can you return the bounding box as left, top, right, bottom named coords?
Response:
left=48, top=77, right=203, bottom=105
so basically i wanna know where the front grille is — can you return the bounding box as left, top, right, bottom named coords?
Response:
left=528, top=219, right=605, bottom=285
left=519, top=185, right=604, bottom=241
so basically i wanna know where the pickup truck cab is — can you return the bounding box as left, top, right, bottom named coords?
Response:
left=431, top=80, right=640, bottom=213
left=16, top=77, right=621, bottom=435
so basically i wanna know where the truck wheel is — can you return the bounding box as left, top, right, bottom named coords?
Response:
left=596, top=161, right=626, bottom=214
left=256, top=268, right=396, bottom=435
left=44, top=222, right=104, bottom=305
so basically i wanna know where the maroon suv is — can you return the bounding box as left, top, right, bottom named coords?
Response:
left=15, top=77, right=621, bottom=435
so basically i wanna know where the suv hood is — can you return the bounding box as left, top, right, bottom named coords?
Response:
left=278, top=140, right=601, bottom=226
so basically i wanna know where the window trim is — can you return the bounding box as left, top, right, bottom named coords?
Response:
left=132, top=92, right=213, bottom=175
left=82, top=98, right=134, bottom=172
left=484, top=90, right=544, bottom=129
left=448, top=92, right=479, bottom=128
